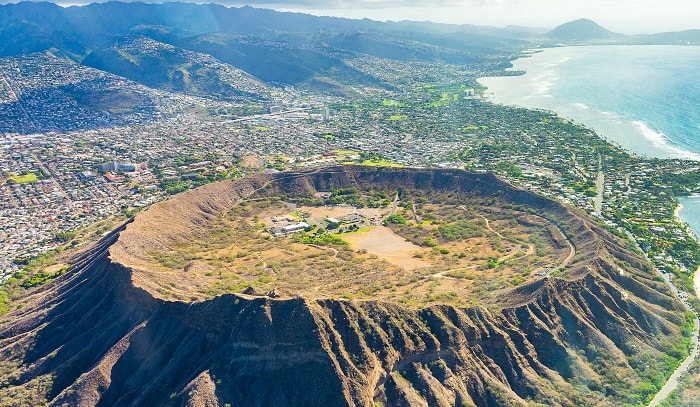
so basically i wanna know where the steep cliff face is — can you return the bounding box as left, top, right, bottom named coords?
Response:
left=0, top=167, right=687, bottom=406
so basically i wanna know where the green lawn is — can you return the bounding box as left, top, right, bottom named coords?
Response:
left=7, top=173, right=38, bottom=184
left=361, top=159, right=403, bottom=168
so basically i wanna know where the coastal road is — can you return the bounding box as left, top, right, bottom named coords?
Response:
left=647, top=269, right=700, bottom=406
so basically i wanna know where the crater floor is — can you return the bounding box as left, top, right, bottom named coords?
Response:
left=112, top=166, right=574, bottom=308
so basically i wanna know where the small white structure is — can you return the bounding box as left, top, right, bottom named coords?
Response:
left=270, top=222, right=309, bottom=237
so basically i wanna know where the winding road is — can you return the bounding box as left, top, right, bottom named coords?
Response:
left=588, top=164, right=699, bottom=405
left=526, top=213, right=576, bottom=271
left=647, top=269, right=700, bottom=406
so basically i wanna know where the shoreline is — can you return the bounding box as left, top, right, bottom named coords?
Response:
left=677, top=195, right=700, bottom=241
left=675, top=201, right=700, bottom=297
left=483, top=46, right=700, bottom=304
left=477, top=45, right=700, bottom=162
left=677, top=199, right=700, bottom=298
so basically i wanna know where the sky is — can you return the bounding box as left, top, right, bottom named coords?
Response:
left=27, top=0, right=700, bottom=34
left=258, top=0, right=700, bottom=34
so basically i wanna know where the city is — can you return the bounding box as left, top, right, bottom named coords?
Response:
left=3, top=52, right=700, bottom=301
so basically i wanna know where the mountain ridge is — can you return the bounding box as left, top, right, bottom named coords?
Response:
left=0, top=166, right=689, bottom=406
left=2, top=3, right=698, bottom=95
left=546, top=18, right=625, bottom=41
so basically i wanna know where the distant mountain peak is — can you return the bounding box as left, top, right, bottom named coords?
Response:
left=546, top=18, right=623, bottom=40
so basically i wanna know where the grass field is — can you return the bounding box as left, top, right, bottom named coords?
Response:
left=7, top=173, right=38, bottom=184
left=360, top=159, right=402, bottom=167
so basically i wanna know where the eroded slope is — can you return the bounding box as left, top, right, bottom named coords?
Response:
left=0, top=166, right=690, bottom=406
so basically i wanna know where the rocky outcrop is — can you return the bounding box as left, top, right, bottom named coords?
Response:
left=0, top=166, right=687, bottom=406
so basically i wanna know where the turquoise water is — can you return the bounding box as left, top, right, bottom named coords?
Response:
left=478, top=45, right=700, bottom=160
left=478, top=45, right=700, bottom=234
left=679, top=195, right=700, bottom=239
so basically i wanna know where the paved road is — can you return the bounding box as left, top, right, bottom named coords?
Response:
left=389, top=192, right=399, bottom=216
left=555, top=222, right=576, bottom=270
left=647, top=268, right=700, bottom=406
left=526, top=214, right=576, bottom=271
left=594, top=171, right=604, bottom=216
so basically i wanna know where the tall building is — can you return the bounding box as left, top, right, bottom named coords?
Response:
left=270, top=99, right=284, bottom=114
left=96, top=160, right=136, bottom=173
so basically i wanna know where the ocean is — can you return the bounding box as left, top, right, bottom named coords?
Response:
left=477, top=45, right=700, bottom=235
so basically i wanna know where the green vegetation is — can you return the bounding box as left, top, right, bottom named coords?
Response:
left=318, top=186, right=393, bottom=209
left=294, top=231, right=348, bottom=246
left=159, top=166, right=241, bottom=195
left=494, top=162, right=523, bottom=178
left=422, top=88, right=460, bottom=108
left=382, top=99, right=404, bottom=107
left=361, top=159, right=402, bottom=167
left=437, top=219, right=484, bottom=241
left=7, top=173, right=38, bottom=184
left=358, top=152, right=402, bottom=168
left=1, top=251, right=67, bottom=316
left=569, top=179, right=597, bottom=197
left=21, top=267, right=69, bottom=288
left=658, top=350, right=700, bottom=406
left=565, top=312, right=695, bottom=405
left=384, top=214, right=407, bottom=225
left=54, top=231, right=77, bottom=242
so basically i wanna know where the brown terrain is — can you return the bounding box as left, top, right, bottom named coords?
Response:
left=0, top=166, right=690, bottom=406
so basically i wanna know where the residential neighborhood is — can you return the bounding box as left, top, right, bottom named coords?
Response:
left=2, top=52, right=700, bottom=297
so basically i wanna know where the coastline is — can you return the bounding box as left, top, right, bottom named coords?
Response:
left=677, top=195, right=700, bottom=241
left=482, top=45, right=700, bottom=305
left=477, top=45, right=700, bottom=161
left=482, top=44, right=700, bottom=303
left=677, top=197, right=700, bottom=297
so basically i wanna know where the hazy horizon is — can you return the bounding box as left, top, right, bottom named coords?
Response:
left=19, top=0, right=698, bottom=35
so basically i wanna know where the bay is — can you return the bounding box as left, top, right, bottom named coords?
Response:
left=478, top=45, right=700, bottom=160
left=478, top=45, right=700, bottom=237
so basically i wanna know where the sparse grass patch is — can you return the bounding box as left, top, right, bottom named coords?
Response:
left=138, top=189, right=567, bottom=307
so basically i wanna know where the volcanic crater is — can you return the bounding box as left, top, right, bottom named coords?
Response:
left=114, top=166, right=572, bottom=307
left=0, top=166, right=690, bottom=406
